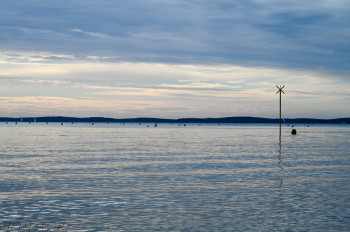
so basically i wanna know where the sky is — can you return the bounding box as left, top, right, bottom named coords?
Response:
left=0, top=0, right=349, bottom=119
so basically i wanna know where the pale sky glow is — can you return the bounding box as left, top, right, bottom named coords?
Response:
left=1, top=1, right=349, bottom=118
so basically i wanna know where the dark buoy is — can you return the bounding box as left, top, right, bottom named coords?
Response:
left=291, top=129, right=297, bottom=135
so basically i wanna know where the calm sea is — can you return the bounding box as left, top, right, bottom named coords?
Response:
left=0, top=123, right=349, bottom=231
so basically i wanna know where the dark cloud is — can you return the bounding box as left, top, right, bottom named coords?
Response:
left=0, top=0, right=349, bottom=75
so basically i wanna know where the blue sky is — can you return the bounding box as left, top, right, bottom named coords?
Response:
left=0, top=0, right=349, bottom=118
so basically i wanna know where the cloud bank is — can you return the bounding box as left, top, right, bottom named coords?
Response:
left=0, top=0, right=349, bottom=118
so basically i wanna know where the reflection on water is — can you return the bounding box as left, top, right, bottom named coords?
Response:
left=278, top=136, right=283, bottom=190
left=0, top=123, right=350, bottom=231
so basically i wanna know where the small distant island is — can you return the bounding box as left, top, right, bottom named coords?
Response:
left=0, top=116, right=349, bottom=124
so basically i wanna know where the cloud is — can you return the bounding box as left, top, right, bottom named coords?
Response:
left=0, top=1, right=349, bottom=118
left=0, top=0, right=349, bottom=75
left=1, top=54, right=349, bottom=118
left=70, top=29, right=112, bottom=39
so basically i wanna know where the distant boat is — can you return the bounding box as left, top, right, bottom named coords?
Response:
left=154, top=123, right=157, bottom=127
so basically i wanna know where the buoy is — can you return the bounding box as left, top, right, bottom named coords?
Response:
left=291, top=129, right=297, bottom=135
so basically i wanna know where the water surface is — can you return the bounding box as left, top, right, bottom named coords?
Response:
left=0, top=123, right=349, bottom=231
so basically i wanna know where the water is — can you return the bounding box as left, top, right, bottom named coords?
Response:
left=0, top=123, right=349, bottom=231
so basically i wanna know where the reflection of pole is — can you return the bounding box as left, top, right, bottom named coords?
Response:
left=278, top=139, right=283, bottom=190
left=276, top=85, right=285, bottom=138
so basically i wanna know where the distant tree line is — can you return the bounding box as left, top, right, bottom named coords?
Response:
left=0, top=116, right=349, bottom=124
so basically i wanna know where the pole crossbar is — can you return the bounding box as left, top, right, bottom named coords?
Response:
left=276, top=85, right=285, bottom=94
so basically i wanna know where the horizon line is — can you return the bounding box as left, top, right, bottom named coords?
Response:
left=0, top=116, right=349, bottom=124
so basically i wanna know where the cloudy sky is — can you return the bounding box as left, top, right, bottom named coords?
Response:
left=1, top=0, right=349, bottom=119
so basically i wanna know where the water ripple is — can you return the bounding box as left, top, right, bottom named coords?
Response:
left=0, top=124, right=349, bottom=231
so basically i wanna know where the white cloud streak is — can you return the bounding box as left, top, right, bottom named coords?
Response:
left=70, top=29, right=112, bottom=39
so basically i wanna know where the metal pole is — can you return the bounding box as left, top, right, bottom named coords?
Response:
left=276, top=85, right=285, bottom=138
left=279, top=90, right=281, bottom=136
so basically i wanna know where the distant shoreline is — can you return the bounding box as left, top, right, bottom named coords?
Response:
left=0, top=116, right=349, bottom=124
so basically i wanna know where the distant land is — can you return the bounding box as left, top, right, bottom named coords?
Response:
left=0, top=116, right=349, bottom=124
